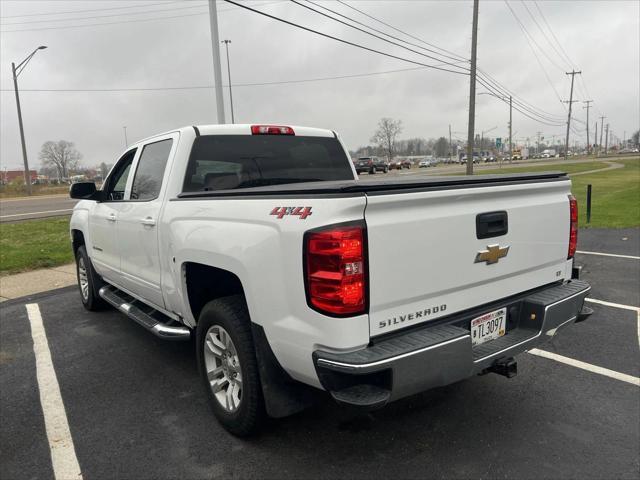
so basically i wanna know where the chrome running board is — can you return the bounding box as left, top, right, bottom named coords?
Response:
left=99, top=285, right=191, bottom=341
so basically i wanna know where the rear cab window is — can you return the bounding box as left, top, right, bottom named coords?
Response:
left=182, top=135, right=354, bottom=192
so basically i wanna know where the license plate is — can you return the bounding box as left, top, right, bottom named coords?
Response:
left=471, top=307, right=506, bottom=346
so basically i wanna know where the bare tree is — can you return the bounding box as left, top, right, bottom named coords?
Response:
left=39, top=140, right=82, bottom=181
left=98, top=162, right=112, bottom=179
left=371, top=118, right=403, bottom=160
left=434, top=137, right=448, bottom=157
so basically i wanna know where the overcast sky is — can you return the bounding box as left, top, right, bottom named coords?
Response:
left=1, top=0, right=638, bottom=170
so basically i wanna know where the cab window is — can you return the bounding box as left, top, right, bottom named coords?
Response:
left=104, top=149, right=136, bottom=201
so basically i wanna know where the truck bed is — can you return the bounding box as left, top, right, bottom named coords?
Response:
left=175, top=172, right=568, bottom=198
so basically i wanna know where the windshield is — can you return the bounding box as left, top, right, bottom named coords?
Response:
left=182, top=135, right=354, bottom=192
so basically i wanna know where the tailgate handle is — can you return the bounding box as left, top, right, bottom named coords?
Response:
left=476, top=211, right=508, bottom=239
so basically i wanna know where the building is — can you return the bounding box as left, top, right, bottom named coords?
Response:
left=1, top=169, right=37, bottom=184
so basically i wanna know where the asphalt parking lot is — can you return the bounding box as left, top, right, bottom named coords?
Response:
left=1, top=228, right=638, bottom=479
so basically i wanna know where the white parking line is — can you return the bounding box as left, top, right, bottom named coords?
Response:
left=585, top=298, right=640, bottom=350
left=528, top=348, right=640, bottom=387
left=26, top=303, right=83, bottom=480
left=0, top=209, right=73, bottom=219
left=585, top=298, right=640, bottom=312
left=576, top=250, right=640, bottom=260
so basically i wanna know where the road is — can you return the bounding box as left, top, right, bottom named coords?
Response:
left=0, top=228, right=638, bottom=479
left=0, top=195, right=77, bottom=223
left=0, top=155, right=636, bottom=223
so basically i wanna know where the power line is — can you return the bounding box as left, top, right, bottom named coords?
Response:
left=521, top=2, right=572, bottom=71
left=0, top=1, right=184, bottom=19
left=289, top=0, right=469, bottom=74
left=0, top=1, right=284, bottom=33
left=336, top=0, right=468, bottom=63
left=222, top=0, right=469, bottom=76
left=305, top=0, right=469, bottom=66
left=532, top=1, right=576, bottom=68
left=477, top=76, right=565, bottom=127
left=532, top=1, right=602, bottom=118
left=1, top=3, right=208, bottom=26
left=0, top=65, right=456, bottom=92
left=504, top=1, right=566, bottom=107
left=477, top=71, right=565, bottom=122
left=508, top=1, right=566, bottom=73
left=328, top=0, right=567, bottom=123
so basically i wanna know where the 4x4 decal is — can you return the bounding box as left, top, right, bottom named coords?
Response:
left=270, top=207, right=313, bottom=220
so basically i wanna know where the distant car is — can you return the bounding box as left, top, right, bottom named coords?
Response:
left=418, top=159, right=433, bottom=168
left=390, top=159, right=411, bottom=170
left=355, top=156, right=389, bottom=174
left=484, top=156, right=497, bottom=163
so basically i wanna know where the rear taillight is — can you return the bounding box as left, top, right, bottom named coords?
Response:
left=568, top=195, right=578, bottom=259
left=251, top=125, right=295, bottom=135
left=304, top=223, right=367, bottom=316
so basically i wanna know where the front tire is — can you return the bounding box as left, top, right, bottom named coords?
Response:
left=75, top=245, right=106, bottom=311
left=196, top=295, right=265, bottom=436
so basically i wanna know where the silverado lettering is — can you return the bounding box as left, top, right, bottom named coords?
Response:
left=378, top=305, right=448, bottom=330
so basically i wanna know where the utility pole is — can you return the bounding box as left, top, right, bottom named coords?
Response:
left=448, top=124, right=452, bottom=163
left=599, top=115, right=606, bottom=151
left=594, top=122, right=597, bottom=154
left=221, top=39, right=235, bottom=124
left=123, top=126, right=128, bottom=148
left=508, top=96, right=512, bottom=162
left=563, top=70, right=581, bottom=160
left=605, top=123, right=609, bottom=154
left=536, top=131, right=542, bottom=155
left=582, top=100, right=592, bottom=154
left=208, top=0, right=226, bottom=124
left=466, top=0, right=479, bottom=175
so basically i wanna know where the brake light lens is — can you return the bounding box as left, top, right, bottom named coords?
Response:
left=305, top=223, right=367, bottom=316
left=251, top=125, right=295, bottom=135
left=568, top=195, right=578, bottom=259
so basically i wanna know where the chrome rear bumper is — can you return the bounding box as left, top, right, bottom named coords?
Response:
left=314, top=280, right=591, bottom=407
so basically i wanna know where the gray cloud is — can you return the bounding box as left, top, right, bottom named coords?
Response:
left=1, top=0, right=638, bottom=170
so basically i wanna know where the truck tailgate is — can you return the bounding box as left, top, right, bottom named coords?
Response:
left=365, top=177, right=572, bottom=337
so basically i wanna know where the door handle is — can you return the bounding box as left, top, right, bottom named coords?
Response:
left=141, top=217, right=156, bottom=227
left=107, top=213, right=117, bottom=222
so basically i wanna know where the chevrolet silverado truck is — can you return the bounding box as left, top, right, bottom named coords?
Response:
left=69, top=124, right=592, bottom=436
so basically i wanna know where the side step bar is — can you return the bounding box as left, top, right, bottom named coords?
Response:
left=99, top=285, right=191, bottom=341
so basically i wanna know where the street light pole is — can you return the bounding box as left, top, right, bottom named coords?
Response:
left=466, top=0, right=479, bottom=175
left=123, top=126, right=128, bottom=147
left=208, top=0, right=226, bottom=124
left=11, top=45, right=47, bottom=195
left=221, top=39, right=235, bottom=124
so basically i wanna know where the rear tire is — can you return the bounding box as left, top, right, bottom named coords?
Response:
left=383, top=166, right=389, bottom=173
left=370, top=167, right=376, bottom=174
left=75, top=245, right=106, bottom=311
left=196, top=295, right=265, bottom=436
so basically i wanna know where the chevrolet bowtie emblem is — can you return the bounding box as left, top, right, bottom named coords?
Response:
left=475, top=244, right=510, bottom=265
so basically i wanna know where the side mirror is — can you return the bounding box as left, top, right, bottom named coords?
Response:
left=70, top=182, right=99, bottom=200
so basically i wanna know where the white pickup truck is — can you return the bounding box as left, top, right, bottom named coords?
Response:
left=70, top=124, right=591, bottom=435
